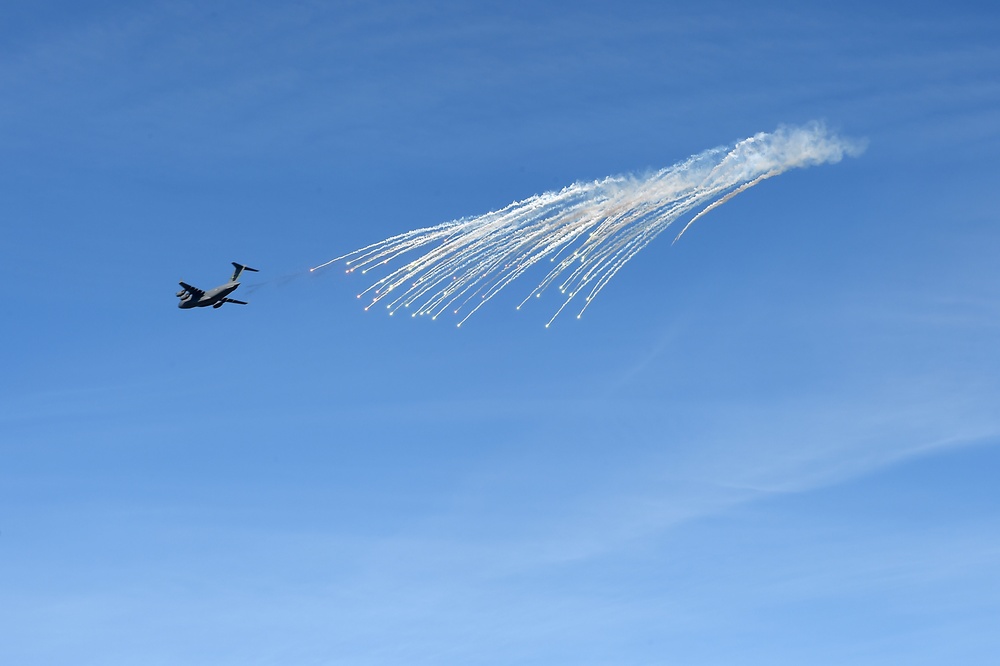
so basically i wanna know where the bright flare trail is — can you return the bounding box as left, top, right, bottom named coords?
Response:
left=313, top=123, right=864, bottom=327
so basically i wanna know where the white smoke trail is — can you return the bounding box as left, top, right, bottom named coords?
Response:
left=313, top=122, right=864, bottom=327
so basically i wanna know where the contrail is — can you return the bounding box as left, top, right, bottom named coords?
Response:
left=313, top=122, right=864, bottom=327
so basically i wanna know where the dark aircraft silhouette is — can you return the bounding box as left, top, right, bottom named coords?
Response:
left=177, top=262, right=259, bottom=309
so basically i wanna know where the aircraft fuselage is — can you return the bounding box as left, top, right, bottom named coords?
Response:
left=178, top=281, right=239, bottom=308
left=178, top=262, right=257, bottom=309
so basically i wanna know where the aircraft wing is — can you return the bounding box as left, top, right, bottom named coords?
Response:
left=222, top=298, right=248, bottom=305
left=179, top=281, right=205, bottom=297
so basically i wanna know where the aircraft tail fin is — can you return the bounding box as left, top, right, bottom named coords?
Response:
left=231, top=262, right=259, bottom=282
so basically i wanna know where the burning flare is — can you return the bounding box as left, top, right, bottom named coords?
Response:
left=313, top=123, right=864, bottom=326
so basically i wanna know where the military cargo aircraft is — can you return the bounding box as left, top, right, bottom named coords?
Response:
left=177, top=262, right=259, bottom=309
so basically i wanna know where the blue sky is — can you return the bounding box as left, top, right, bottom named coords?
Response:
left=2, top=1, right=999, bottom=664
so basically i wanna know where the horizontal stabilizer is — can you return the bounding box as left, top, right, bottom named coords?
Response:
left=231, top=262, right=259, bottom=282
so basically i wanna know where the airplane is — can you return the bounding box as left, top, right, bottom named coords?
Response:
left=177, top=262, right=259, bottom=309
